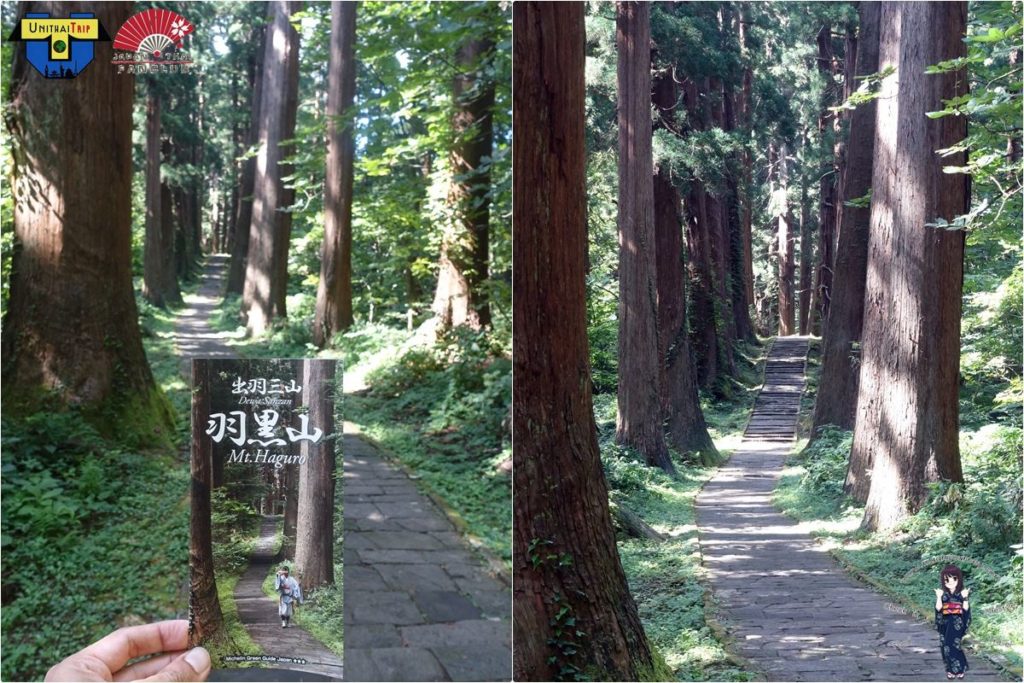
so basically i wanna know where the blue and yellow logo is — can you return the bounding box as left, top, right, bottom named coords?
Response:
left=8, top=12, right=111, bottom=78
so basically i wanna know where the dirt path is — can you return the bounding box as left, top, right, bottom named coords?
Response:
left=695, top=337, right=1006, bottom=681
left=174, top=256, right=512, bottom=681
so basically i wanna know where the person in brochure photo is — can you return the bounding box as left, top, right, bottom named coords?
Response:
left=275, top=565, right=304, bottom=629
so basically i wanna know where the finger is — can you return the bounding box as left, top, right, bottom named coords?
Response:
left=45, top=654, right=112, bottom=681
left=112, top=651, right=184, bottom=682
left=140, top=647, right=211, bottom=682
left=80, top=621, right=190, bottom=673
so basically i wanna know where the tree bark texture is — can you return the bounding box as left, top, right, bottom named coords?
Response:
left=3, top=1, right=169, bottom=438
left=242, top=0, right=300, bottom=335
left=853, top=1, right=968, bottom=531
left=615, top=2, right=673, bottom=473
left=295, top=360, right=337, bottom=589
left=189, top=360, right=224, bottom=646
left=815, top=1, right=880, bottom=439
left=314, top=1, right=357, bottom=346
left=512, top=4, right=656, bottom=679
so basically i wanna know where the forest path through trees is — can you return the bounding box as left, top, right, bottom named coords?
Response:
left=695, top=338, right=1007, bottom=681
left=173, top=254, right=245, bottom=370
left=230, top=515, right=345, bottom=680
left=171, top=256, right=511, bottom=681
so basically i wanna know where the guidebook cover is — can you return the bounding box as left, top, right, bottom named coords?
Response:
left=188, top=358, right=343, bottom=680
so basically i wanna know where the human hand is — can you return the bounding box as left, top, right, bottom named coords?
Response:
left=934, top=588, right=943, bottom=597
left=45, top=620, right=211, bottom=682
left=962, top=588, right=970, bottom=598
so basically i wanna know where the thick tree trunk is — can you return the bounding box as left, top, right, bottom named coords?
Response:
left=682, top=79, right=720, bottom=389
left=189, top=360, right=224, bottom=645
left=615, top=2, right=672, bottom=473
left=776, top=143, right=796, bottom=336
left=313, top=2, right=357, bottom=346
left=242, top=0, right=300, bottom=335
left=719, top=8, right=755, bottom=346
left=160, top=179, right=182, bottom=305
left=815, top=1, right=880, bottom=440
left=813, top=23, right=838, bottom=336
left=143, top=87, right=164, bottom=308
left=798, top=134, right=813, bottom=335
left=430, top=35, right=496, bottom=332
left=854, top=2, right=968, bottom=531
left=512, top=5, right=656, bottom=679
left=295, top=360, right=336, bottom=590
left=738, top=8, right=756, bottom=312
left=271, top=20, right=301, bottom=321
left=2, top=2, right=170, bottom=440
left=653, top=71, right=718, bottom=464
left=226, top=23, right=265, bottom=296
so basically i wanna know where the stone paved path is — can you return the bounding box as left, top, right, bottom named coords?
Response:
left=231, top=516, right=345, bottom=680
left=343, top=434, right=512, bottom=681
left=173, top=254, right=243, bottom=373
left=695, top=337, right=1007, bottom=682
left=174, top=256, right=512, bottom=681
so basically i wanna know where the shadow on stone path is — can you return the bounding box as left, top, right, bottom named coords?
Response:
left=343, top=433, right=512, bottom=681
left=173, top=253, right=243, bottom=368
left=229, top=516, right=344, bottom=680
left=172, top=255, right=512, bottom=681
left=695, top=337, right=1007, bottom=682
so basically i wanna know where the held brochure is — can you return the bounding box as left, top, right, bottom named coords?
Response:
left=188, top=358, right=343, bottom=679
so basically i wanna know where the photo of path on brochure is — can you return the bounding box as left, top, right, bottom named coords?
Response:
left=189, top=358, right=343, bottom=680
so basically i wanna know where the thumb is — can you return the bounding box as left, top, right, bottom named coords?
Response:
left=141, top=647, right=211, bottom=682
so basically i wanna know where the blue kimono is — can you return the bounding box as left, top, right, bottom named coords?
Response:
left=935, top=591, right=971, bottom=675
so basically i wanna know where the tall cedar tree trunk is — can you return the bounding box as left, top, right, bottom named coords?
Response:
left=295, top=360, right=336, bottom=589
left=160, top=178, right=181, bottom=304
left=814, top=1, right=880, bottom=440
left=242, top=0, right=300, bottom=335
left=720, top=8, right=756, bottom=345
left=3, top=2, right=170, bottom=438
left=775, top=142, right=796, bottom=335
left=705, top=77, right=736, bottom=379
left=313, top=2, right=357, bottom=346
left=271, top=21, right=301, bottom=320
left=653, top=71, right=718, bottom=464
left=189, top=361, right=224, bottom=645
left=143, top=87, right=164, bottom=308
left=430, top=37, right=496, bottom=331
left=282, top=357, right=303, bottom=558
left=853, top=1, right=968, bottom=531
left=615, top=2, right=673, bottom=473
left=227, top=20, right=266, bottom=295
left=683, top=79, right=720, bottom=388
left=813, top=23, right=838, bottom=336
left=738, top=8, right=756, bottom=311
left=798, top=132, right=813, bottom=334
left=513, top=5, right=656, bottom=678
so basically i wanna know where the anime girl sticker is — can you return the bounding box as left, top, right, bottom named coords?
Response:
left=934, top=564, right=972, bottom=679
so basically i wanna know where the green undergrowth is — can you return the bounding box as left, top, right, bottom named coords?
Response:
left=0, top=413, right=189, bottom=681
left=0, top=276, right=220, bottom=681
left=776, top=425, right=1023, bottom=676
left=345, top=327, right=512, bottom=566
left=592, top=338, right=767, bottom=681
left=205, top=504, right=266, bottom=668
left=206, top=572, right=263, bottom=668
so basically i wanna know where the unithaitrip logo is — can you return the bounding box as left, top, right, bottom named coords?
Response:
left=111, top=8, right=196, bottom=75
left=8, top=12, right=110, bottom=79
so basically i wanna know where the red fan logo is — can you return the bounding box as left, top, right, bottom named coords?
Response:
left=113, top=8, right=193, bottom=59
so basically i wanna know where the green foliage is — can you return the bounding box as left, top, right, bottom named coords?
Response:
left=0, top=413, right=188, bottom=682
